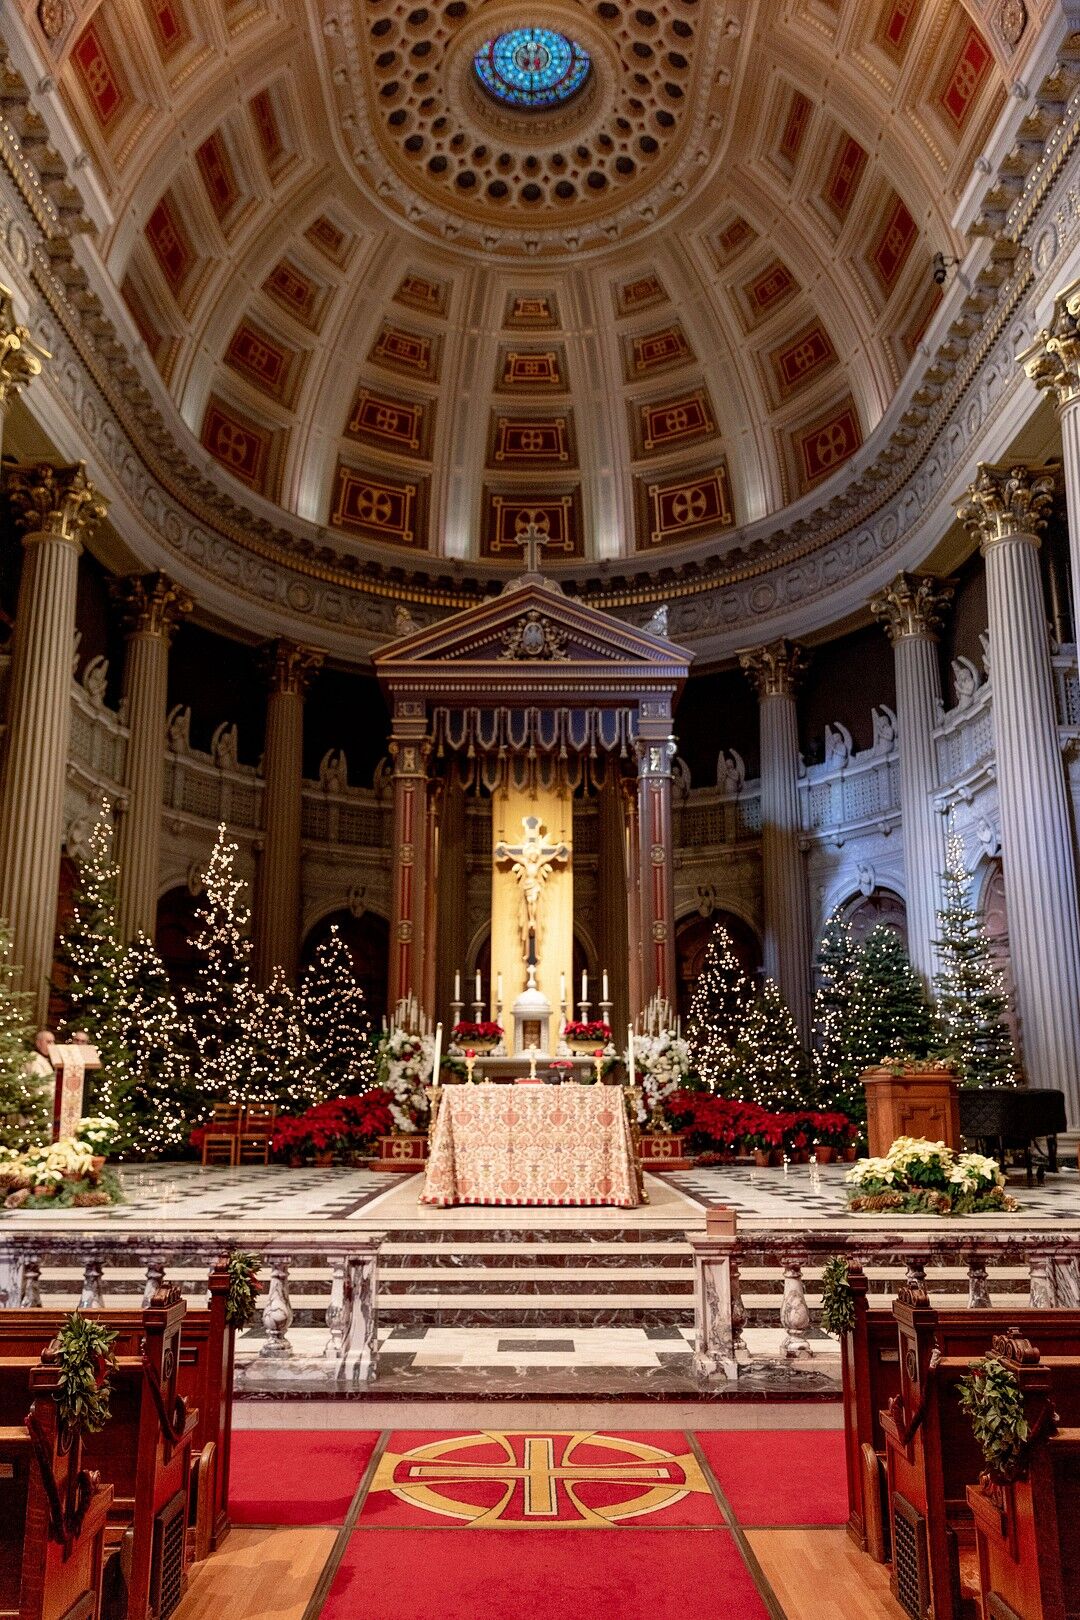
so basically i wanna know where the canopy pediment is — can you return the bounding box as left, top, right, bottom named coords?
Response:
left=375, top=580, right=692, bottom=708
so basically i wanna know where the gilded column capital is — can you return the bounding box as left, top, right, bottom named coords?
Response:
left=738, top=637, right=808, bottom=699
left=0, top=286, right=49, bottom=410
left=870, top=572, right=955, bottom=644
left=1021, top=283, right=1080, bottom=409
left=114, top=571, right=194, bottom=641
left=7, top=462, right=107, bottom=548
left=957, top=463, right=1057, bottom=550
left=262, top=637, right=324, bottom=697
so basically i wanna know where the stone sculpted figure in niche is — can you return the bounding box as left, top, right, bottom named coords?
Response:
left=81, top=654, right=109, bottom=709
left=212, top=721, right=239, bottom=770
left=824, top=721, right=852, bottom=770
left=494, top=814, right=569, bottom=963
left=870, top=705, right=897, bottom=757
left=951, top=656, right=981, bottom=711
left=716, top=749, right=745, bottom=794
left=166, top=704, right=191, bottom=754
left=319, top=748, right=348, bottom=793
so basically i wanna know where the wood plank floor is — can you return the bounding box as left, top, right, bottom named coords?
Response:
left=749, top=1528, right=907, bottom=1620
left=174, top=1528, right=335, bottom=1620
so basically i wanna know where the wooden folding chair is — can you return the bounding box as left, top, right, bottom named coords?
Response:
left=201, top=1103, right=242, bottom=1167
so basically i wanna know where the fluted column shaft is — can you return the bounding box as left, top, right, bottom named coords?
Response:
left=959, top=465, right=1080, bottom=1121
left=871, top=574, right=954, bottom=987
left=741, top=640, right=812, bottom=1040
left=253, top=640, right=322, bottom=984
left=0, top=465, right=106, bottom=1019
left=115, top=574, right=193, bottom=941
left=1021, top=286, right=1080, bottom=641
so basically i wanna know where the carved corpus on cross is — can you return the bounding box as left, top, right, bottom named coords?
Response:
left=494, top=814, right=569, bottom=969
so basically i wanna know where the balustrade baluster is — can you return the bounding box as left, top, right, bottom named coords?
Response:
left=325, top=1257, right=349, bottom=1364
left=260, top=1258, right=294, bottom=1360
left=903, top=1256, right=927, bottom=1292
left=141, top=1258, right=166, bottom=1308
left=966, top=1255, right=991, bottom=1309
left=344, top=1252, right=379, bottom=1381
left=1053, top=1256, right=1080, bottom=1308
left=779, top=1259, right=811, bottom=1358
left=20, top=1256, right=41, bottom=1308
left=730, top=1258, right=748, bottom=1363
left=79, top=1258, right=105, bottom=1310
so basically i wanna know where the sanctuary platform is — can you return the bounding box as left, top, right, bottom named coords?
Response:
left=4, top=1160, right=1078, bottom=1410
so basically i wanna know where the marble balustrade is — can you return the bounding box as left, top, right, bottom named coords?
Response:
left=0, top=1233, right=383, bottom=1384
left=690, top=1226, right=1080, bottom=1381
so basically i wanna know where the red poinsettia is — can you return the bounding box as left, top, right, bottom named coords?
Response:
left=451, top=1021, right=503, bottom=1041
left=563, top=1021, right=613, bottom=1043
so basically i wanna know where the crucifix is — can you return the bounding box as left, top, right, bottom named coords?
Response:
left=515, top=518, right=552, bottom=578
left=494, top=814, right=569, bottom=966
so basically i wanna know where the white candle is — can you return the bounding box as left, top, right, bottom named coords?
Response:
left=602, top=969, right=609, bottom=1002
left=560, top=972, right=566, bottom=1007
left=581, top=969, right=588, bottom=1002
left=475, top=969, right=481, bottom=1002
left=454, top=969, right=461, bottom=1003
left=497, top=973, right=503, bottom=1005
left=627, top=1024, right=636, bottom=1087
left=432, top=1020, right=443, bottom=1081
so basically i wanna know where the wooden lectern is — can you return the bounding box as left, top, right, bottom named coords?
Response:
left=49, top=1043, right=101, bottom=1140
left=861, top=1064, right=961, bottom=1157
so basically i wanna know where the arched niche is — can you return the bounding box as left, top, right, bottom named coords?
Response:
left=155, top=884, right=202, bottom=994
left=301, top=909, right=390, bottom=1018
left=838, top=887, right=907, bottom=946
left=675, top=909, right=762, bottom=1023
left=978, top=858, right=1019, bottom=1053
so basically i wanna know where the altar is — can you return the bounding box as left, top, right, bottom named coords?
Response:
left=420, top=1084, right=642, bottom=1208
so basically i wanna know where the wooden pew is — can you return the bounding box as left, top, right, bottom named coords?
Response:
left=0, top=1291, right=198, bottom=1620
left=0, top=1353, right=113, bottom=1620
left=840, top=1262, right=901, bottom=1561
left=880, top=1287, right=1080, bottom=1620
left=965, top=1335, right=1080, bottom=1620
left=175, top=1261, right=235, bottom=1557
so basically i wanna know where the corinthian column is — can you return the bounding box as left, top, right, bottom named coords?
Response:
left=1021, top=286, right=1080, bottom=638
left=253, top=639, right=323, bottom=984
left=739, top=638, right=812, bottom=1040
left=870, top=573, right=954, bottom=987
left=114, top=574, right=193, bottom=941
left=0, top=287, right=47, bottom=465
left=0, top=465, right=107, bottom=1017
left=958, top=464, right=1080, bottom=1120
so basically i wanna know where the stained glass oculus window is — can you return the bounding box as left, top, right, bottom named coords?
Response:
left=474, top=28, right=591, bottom=109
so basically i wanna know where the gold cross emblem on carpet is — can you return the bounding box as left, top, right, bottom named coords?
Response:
left=369, top=1430, right=712, bottom=1527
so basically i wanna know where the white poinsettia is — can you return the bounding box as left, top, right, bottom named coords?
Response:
left=377, top=1030, right=435, bottom=1133
left=628, top=1030, right=690, bottom=1123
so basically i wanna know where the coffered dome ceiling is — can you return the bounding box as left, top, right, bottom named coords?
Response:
left=13, top=0, right=1043, bottom=574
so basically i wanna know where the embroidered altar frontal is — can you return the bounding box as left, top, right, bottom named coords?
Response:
left=421, top=1085, right=640, bottom=1208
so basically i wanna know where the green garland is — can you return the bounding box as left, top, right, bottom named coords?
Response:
left=958, top=1356, right=1030, bottom=1479
left=52, top=1313, right=117, bottom=1435
left=225, top=1249, right=262, bottom=1328
left=820, top=1257, right=856, bottom=1337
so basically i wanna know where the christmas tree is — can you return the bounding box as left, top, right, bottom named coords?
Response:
left=60, top=801, right=131, bottom=1121
left=812, top=913, right=865, bottom=1121
left=299, top=926, right=376, bottom=1096
left=185, top=824, right=261, bottom=1105
left=726, top=979, right=813, bottom=1109
left=934, top=834, right=1017, bottom=1086
left=115, top=933, right=198, bottom=1156
left=0, top=921, right=49, bottom=1150
left=250, top=968, right=319, bottom=1110
left=847, top=925, right=935, bottom=1072
left=686, top=920, right=752, bottom=1090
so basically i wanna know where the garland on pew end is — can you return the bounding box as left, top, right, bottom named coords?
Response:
left=50, top=1313, right=118, bottom=1435
left=958, top=1356, right=1030, bottom=1481
left=225, top=1250, right=262, bottom=1328
left=819, top=1257, right=856, bottom=1337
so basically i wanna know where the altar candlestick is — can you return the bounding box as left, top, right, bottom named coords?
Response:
left=581, top=969, right=588, bottom=1002
left=528, top=1044, right=537, bottom=1081
left=432, top=1021, right=443, bottom=1084
left=627, top=1025, right=636, bottom=1088
left=560, top=972, right=566, bottom=1006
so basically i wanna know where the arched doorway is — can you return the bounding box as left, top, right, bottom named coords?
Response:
left=155, top=885, right=202, bottom=995
left=839, top=887, right=907, bottom=946
left=47, top=855, right=79, bottom=1029
left=675, top=910, right=762, bottom=1023
left=301, top=910, right=390, bottom=1017
left=981, top=860, right=1020, bottom=1053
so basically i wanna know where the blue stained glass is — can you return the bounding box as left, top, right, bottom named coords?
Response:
left=474, top=28, right=591, bottom=109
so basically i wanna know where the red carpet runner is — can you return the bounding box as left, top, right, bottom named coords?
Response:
left=230, top=1426, right=846, bottom=1619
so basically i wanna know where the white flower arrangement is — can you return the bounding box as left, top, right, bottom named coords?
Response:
left=378, top=1029, right=435, bottom=1133
left=629, top=1031, right=691, bottom=1124
left=845, top=1134, right=1014, bottom=1214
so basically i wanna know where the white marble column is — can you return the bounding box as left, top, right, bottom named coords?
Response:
left=0, top=465, right=107, bottom=1018
left=870, top=573, right=954, bottom=988
left=739, top=638, right=812, bottom=1040
left=958, top=464, right=1080, bottom=1121
left=0, top=286, right=47, bottom=465
left=115, top=573, right=193, bottom=941
left=1021, top=285, right=1080, bottom=641
left=253, top=639, right=323, bottom=984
